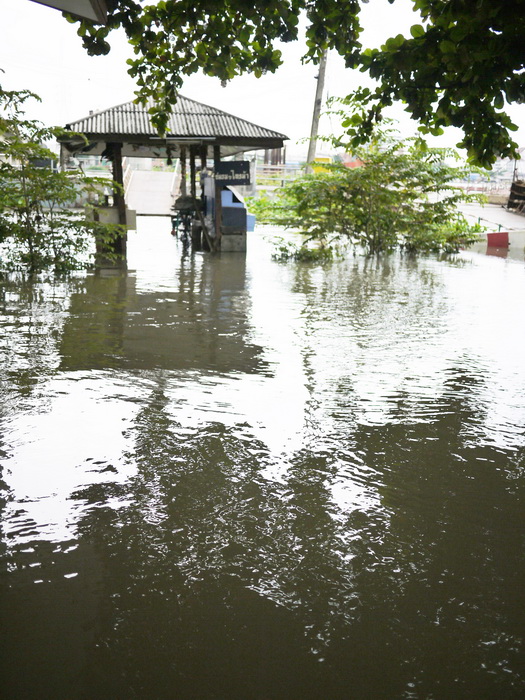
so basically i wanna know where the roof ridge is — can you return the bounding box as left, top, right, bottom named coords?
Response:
left=67, top=95, right=287, bottom=139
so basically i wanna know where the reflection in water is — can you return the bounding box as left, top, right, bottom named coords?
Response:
left=1, top=220, right=525, bottom=698
left=59, top=247, right=267, bottom=373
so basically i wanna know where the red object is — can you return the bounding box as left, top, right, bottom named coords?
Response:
left=486, top=231, right=509, bottom=247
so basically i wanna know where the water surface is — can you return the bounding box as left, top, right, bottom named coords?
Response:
left=1, top=219, right=525, bottom=699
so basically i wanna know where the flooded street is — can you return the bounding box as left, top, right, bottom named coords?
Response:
left=1, top=218, right=525, bottom=699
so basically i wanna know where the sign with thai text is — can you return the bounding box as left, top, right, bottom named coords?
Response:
left=215, top=161, right=251, bottom=185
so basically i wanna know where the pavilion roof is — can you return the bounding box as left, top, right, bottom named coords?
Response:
left=63, top=96, right=287, bottom=159
left=32, top=0, right=107, bottom=23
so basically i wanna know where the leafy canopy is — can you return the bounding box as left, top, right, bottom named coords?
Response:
left=259, top=98, right=483, bottom=258
left=68, top=0, right=360, bottom=134
left=0, top=84, right=123, bottom=273
left=358, top=0, right=525, bottom=167
left=67, top=0, right=525, bottom=167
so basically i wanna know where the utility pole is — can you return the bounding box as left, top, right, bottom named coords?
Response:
left=306, top=50, right=328, bottom=174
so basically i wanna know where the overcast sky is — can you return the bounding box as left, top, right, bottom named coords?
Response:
left=2, top=0, right=525, bottom=162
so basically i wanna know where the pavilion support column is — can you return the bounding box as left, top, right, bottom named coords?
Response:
left=96, top=142, right=127, bottom=266
left=189, top=145, right=201, bottom=250
left=187, top=144, right=212, bottom=251
left=214, top=145, right=222, bottom=250
left=113, top=143, right=127, bottom=259
left=190, top=146, right=197, bottom=200
left=200, top=145, right=207, bottom=205
left=59, top=143, right=67, bottom=171
left=200, top=145, right=207, bottom=173
left=111, top=143, right=126, bottom=219
left=180, top=146, right=187, bottom=196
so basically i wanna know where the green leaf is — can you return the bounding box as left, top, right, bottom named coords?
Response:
left=239, top=26, right=251, bottom=44
left=410, top=24, right=425, bottom=38
left=439, top=40, right=456, bottom=53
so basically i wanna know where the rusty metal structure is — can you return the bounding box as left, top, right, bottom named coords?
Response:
left=507, top=180, right=525, bottom=214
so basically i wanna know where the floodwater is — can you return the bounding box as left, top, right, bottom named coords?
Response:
left=1, top=219, right=525, bottom=699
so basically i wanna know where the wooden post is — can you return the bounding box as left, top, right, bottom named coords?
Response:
left=190, top=146, right=197, bottom=199
left=200, top=144, right=207, bottom=172
left=193, top=144, right=211, bottom=251
left=214, top=145, right=222, bottom=249
left=59, top=143, right=67, bottom=171
left=180, top=146, right=187, bottom=195
left=189, top=145, right=201, bottom=250
left=110, top=141, right=127, bottom=259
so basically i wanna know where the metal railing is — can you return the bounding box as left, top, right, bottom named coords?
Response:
left=253, top=163, right=304, bottom=195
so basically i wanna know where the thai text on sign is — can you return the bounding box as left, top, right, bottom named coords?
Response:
left=215, top=161, right=251, bottom=185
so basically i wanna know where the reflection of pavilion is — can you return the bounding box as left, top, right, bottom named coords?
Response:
left=58, top=253, right=267, bottom=374
left=60, top=97, right=287, bottom=254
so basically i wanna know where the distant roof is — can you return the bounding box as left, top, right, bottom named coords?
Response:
left=31, top=0, right=107, bottom=23
left=63, top=96, right=288, bottom=159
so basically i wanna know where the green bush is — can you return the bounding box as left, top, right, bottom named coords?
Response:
left=0, top=82, right=123, bottom=273
left=261, top=101, right=484, bottom=259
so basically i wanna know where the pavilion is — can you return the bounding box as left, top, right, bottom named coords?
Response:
left=60, top=96, right=287, bottom=254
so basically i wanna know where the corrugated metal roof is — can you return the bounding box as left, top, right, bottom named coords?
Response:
left=31, top=0, right=107, bottom=24
left=66, top=96, right=287, bottom=142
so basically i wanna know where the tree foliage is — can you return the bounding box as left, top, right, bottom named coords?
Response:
left=0, top=84, right=123, bottom=273
left=357, top=0, right=525, bottom=167
left=67, top=0, right=359, bottom=134
left=259, top=102, right=483, bottom=258
left=67, top=0, right=525, bottom=166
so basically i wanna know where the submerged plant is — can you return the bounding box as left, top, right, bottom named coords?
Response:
left=261, top=97, right=484, bottom=260
left=0, top=80, right=123, bottom=273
